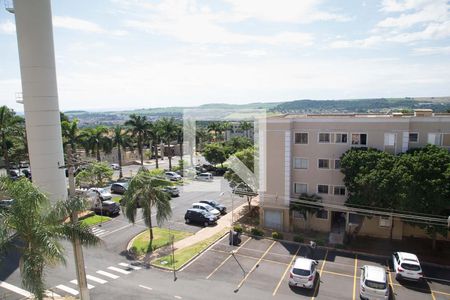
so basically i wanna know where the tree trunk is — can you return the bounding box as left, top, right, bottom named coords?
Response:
left=389, top=216, right=394, bottom=242
left=154, top=142, right=159, bottom=169
left=247, top=196, right=252, bottom=213
left=179, top=141, right=183, bottom=161
left=148, top=207, right=154, bottom=250
left=118, top=145, right=123, bottom=179
left=96, top=146, right=101, bottom=162
left=138, top=138, right=144, bottom=166
left=168, top=141, right=172, bottom=170
left=2, top=132, right=11, bottom=173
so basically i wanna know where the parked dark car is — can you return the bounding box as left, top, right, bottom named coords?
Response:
left=111, top=182, right=128, bottom=194
left=184, top=208, right=218, bottom=227
left=91, top=200, right=120, bottom=216
left=0, top=199, right=14, bottom=210
left=21, top=169, right=32, bottom=180
left=9, top=170, right=23, bottom=180
left=162, top=186, right=180, bottom=197
left=200, top=200, right=227, bottom=215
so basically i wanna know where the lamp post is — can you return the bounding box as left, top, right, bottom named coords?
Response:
left=220, top=182, right=246, bottom=245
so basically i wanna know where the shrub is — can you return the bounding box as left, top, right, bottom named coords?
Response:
left=272, top=232, right=283, bottom=240
left=293, top=235, right=304, bottom=243
left=233, top=224, right=243, bottom=233
left=316, top=239, right=326, bottom=246
left=250, top=227, right=264, bottom=237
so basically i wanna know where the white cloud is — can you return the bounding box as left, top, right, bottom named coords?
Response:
left=53, top=16, right=105, bottom=33
left=380, top=0, right=432, bottom=13
left=413, top=46, right=450, bottom=55
left=0, top=20, right=15, bottom=34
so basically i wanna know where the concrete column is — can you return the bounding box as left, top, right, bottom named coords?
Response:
left=13, top=0, right=67, bottom=202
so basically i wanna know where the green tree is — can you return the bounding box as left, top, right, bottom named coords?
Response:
left=61, top=118, right=80, bottom=153
left=111, top=125, right=131, bottom=178
left=239, top=121, right=252, bottom=138
left=121, top=169, right=172, bottom=246
left=0, top=106, right=25, bottom=172
left=0, top=178, right=99, bottom=300
left=158, top=117, right=178, bottom=170
left=125, top=114, right=150, bottom=166
left=290, top=194, right=322, bottom=231
left=203, top=143, right=229, bottom=168
left=207, top=121, right=223, bottom=142
left=225, top=136, right=253, bottom=154
left=79, top=126, right=112, bottom=161
left=75, top=161, right=113, bottom=187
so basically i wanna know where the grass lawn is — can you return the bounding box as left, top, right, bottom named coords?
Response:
left=153, top=229, right=227, bottom=270
left=131, top=227, right=192, bottom=255
left=81, top=214, right=112, bottom=226
left=111, top=195, right=122, bottom=204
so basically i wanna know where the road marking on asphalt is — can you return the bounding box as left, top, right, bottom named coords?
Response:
left=272, top=244, right=301, bottom=296
left=108, top=266, right=131, bottom=275
left=0, top=280, right=32, bottom=297
left=55, top=284, right=79, bottom=296
left=96, top=270, right=119, bottom=279
left=139, top=285, right=153, bottom=291
left=174, top=296, right=182, bottom=299
left=431, top=291, right=436, bottom=300
left=323, top=270, right=354, bottom=278
left=101, top=215, right=151, bottom=238
left=45, top=290, right=61, bottom=298
left=431, top=290, right=450, bottom=297
left=210, top=248, right=287, bottom=266
left=206, top=237, right=253, bottom=279
left=70, top=280, right=95, bottom=289
left=386, top=259, right=395, bottom=296
left=311, top=249, right=328, bottom=300
left=86, top=275, right=108, bottom=284
left=235, top=241, right=276, bottom=292
left=352, top=255, right=358, bottom=300
left=119, top=262, right=142, bottom=270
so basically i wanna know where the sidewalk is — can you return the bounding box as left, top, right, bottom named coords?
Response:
left=173, top=202, right=248, bottom=250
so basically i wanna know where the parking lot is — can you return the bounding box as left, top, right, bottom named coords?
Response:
left=183, top=235, right=450, bottom=300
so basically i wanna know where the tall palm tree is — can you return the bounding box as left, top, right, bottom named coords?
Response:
left=196, top=126, right=211, bottom=152
left=79, top=126, right=112, bottom=162
left=125, top=114, right=150, bottom=166
left=61, top=118, right=80, bottom=152
left=239, top=121, right=252, bottom=139
left=175, top=123, right=183, bottom=162
left=158, top=117, right=178, bottom=170
left=111, top=125, right=131, bottom=178
left=221, top=121, right=232, bottom=141
left=0, top=106, right=24, bottom=172
left=207, top=121, right=221, bottom=142
left=145, top=121, right=160, bottom=169
left=0, top=178, right=99, bottom=300
left=121, top=169, right=172, bottom=245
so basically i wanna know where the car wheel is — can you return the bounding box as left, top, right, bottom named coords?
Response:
left=204, top=222, right=209, bottom=227
left=395, top=273, right=401, bottom=281
left=185, top=218, right=190, bottom=224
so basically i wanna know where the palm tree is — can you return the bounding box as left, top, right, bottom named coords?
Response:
left=0, top=106, right=24, bottom=172
left=175, top=123, right=184, bottom=162
left=196, top=126, right=211, bottom=152
left=61, top=118, right=80, bottom=152
left=0, top=178, right=99, bottom=300
left=158, top=117, right=178, bottom=170
left=207, top=121, right=221, bottom=141
left=239, top=121, right=252, bottom=139
left=145, top=121, right=160, bottom=169
left=79, top=126, right=112, bottom=162
left=121, top=169, right=172, bottom=245
left=221, top=121, right=232, bottom=141
left=111, top=125, right=131, bottom=178
left=125, top=114, right=150, bottom=166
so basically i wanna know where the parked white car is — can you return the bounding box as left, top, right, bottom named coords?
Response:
left=195, top=172, right=213, bottom=181
left=192, top=202, right=221, bottom=218
left=360, top=265, right=389, bottom=300
left=165, top=171, right=182, bottom=181
left=88, top=188, right=112, bottom=201
left=288, top=257, right=318, bottom=289
left=392, top=252, right=423, bottom=281
left=110, top=163, right=120, bottom=170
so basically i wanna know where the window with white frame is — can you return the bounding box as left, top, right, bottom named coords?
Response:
left=335, top=133, right=348, bottom=143
left=409, top=132, right=418, bottom=143
left=351, top=133, right=367, bottom=145
left=333, top=186, right=346, bottom=196
left=384, top=133, right=395, bottom=146
left=293, top=183, right=308, bottom=194
left=427, top=133, right=441, bottom=145
left=317, top=184, right=329, bottom=194
left=379, top=216, right=392, bottom=228
left=316, top=209, right=328, bottom=219
left=293, top=158, right=308, bottom=169
left=318, top=159, right=330, bottom=169
left=318, top=133, right=331, bottom=143
left=294, top=132, right=308, bottom=144
left=334, top=159, right=341, bottom=169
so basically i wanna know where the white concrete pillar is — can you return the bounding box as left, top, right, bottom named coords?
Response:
left=13, top=0, right=67, bottom=202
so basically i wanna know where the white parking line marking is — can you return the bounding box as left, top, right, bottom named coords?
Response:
left=0, top=281, right=32, bottom=297
left=101, top=215, right=152, bottom=238
left=55, top=284, right=79, bottom=295
left=96, top=270, right=119, bottom=279
left=70, top=280, right=95, bottom=289
left=119, top=262, right=142, bottom=270
left=174, top=296, right=182, bottom=299
left=108, top=266, right=131, bottom=275
left=139, top=285, right=153, bottom=291
left=45, top=290, right=61, bottom=298
left=86, top=275, right=108, bottom=284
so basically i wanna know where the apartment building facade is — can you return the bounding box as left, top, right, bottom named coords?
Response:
left=260, top=109, right=450, bottom=241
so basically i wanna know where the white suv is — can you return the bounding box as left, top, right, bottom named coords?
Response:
left=288, top=258, right=317, bottom=289
left=192, top=202, right=221, bottom=217
left=360, top=265, right=389, bottom=300
left=392, top=252, right=423, bottom=281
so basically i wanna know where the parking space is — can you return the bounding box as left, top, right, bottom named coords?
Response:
left=183, top=235, right=450, bottom=300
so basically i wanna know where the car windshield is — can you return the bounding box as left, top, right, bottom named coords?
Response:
left=98, top=189, right=107, bottom=193
left=401, top=263, right=421, bottom=271
left=292, top=268, right=310, bottom=276
left=200, top=211, right=210, bottom=217
left=205, top=205, right=214, bottom=211
left=365, top=280, right=386, bottom=290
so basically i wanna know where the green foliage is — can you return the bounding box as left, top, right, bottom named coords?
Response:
left=75, top=161, right=113, bottom=187
left=293, top=235, right=304, bottom=243
left=79, top=126, right=112, bottom=161
left=224, top=136, right=253, bottom=154
left=203, top=143, right=229, bottom=167
left=272, top=231, right=283, bottom=240
left=233, top=224, right=243, bottom=233
left=290, top=193, right=322, bottom=219
left=250, top=227, right=264, bottom=236
left=0, top=106, right=26, bottom=170
left=125, top=114, right=151, bottom=165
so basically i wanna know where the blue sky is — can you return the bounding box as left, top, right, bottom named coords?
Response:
left=1, top=0, right=449, bottom=111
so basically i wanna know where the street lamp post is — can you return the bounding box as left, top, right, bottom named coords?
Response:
left=220, top=182, right=246, bottom=245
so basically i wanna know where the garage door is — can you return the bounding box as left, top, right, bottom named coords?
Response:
left=264, top=209, right=282, bottom=231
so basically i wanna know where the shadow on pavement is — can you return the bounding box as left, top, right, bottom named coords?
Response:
left=288, top=273, right=320, bottom=297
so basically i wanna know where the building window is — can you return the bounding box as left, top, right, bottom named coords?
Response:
left=294, top=132, right=308, bottom=144
left=318, top=133, right=331, bottom=143
left=334, top=159, right=341, bottom=169
left=335, top=133, right=348, bottom=143
left=333, top=186, right=346, bottom=196
left=294, top=158, right=308, bottom=169
left=351, top=133, right=367, bottom=145
left=316, top=209, right=328, bottom=219
left=294, top=183, right=307, bottom=194
left=318, top=159, right=330, bottom=169
left=317, top=184, right=329, bottom=194
left=409, top=133, right=418, bottom=143
left=379, top=216, right=392, bottom=228
left=442, top=133, right=450, bottom=146
left=292, top=210, right=304, bottom=219
left=427, top=133, right=441, bottom=145
left=384, top=133, right=395, bottom=146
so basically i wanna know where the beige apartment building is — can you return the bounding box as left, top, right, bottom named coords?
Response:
left=260, top=109, right=450, bottom=242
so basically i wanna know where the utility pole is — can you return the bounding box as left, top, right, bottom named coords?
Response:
left=66, top=146, right=90, bottom=300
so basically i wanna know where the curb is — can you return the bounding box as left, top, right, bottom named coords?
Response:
left=126, top=229, right=147, bottom=252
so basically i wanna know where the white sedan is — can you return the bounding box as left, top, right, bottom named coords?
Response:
left=393, top=252, right=423, bottom=281
left=288, top=257, right=318, bottom=289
